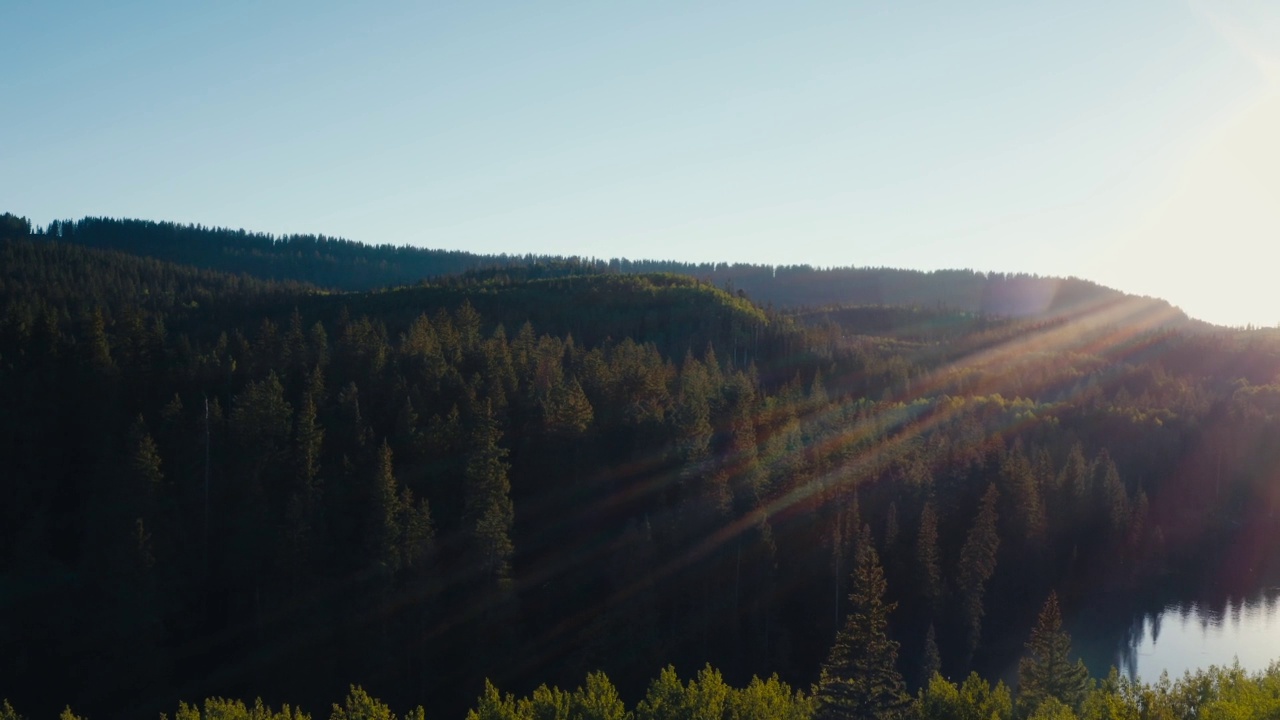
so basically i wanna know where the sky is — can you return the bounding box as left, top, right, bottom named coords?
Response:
left=2, top=1, right=1278, bottom=327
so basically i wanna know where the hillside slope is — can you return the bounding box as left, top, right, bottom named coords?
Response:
left=3, top=213, right=1199, bottom=326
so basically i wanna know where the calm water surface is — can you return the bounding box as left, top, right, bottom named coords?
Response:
left=1106, top=588, right=1280, bottom=681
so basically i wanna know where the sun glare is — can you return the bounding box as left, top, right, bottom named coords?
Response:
left=1098, top=4, right=1280, bottom=328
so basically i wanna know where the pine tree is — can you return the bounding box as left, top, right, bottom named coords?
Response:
left=281, top=369, right=324, bottom=583
left=398, top=487, right=435, bottom=572
left=816, top=525, right=909, bottom=720
left=999, top=443, right=1046, bottom=556
left=1056, top=444, right=1090, bottom=538
left=332, top=685, right=397, bottom=720
left=883, top=502, right=899, bottom=553
left=1016, top=592, right=1089, bottom=717
left=1091, top=450, right=1129, bottom=539
left=919, top=624, right=941, bottom=688
left=958, top=483, right=1000, bottom=656
left=394, top=395, right=426, bottom=462
left=568, top=671, right=629, bottom=720
left=283, top=307, right=308, bottom=377
left=464, top=401, right=515, bottom=586
left=545, top=377, right=594, bottom=437
left=293, top=372, right=324, bottom=493
left=129, top=416, right=164, bottom=492
left=674, top=353, right=713, bottom=478
left=84, top=306, right=113, bottom=372
left=916, top=501, right=942, bottom=614
left=369, top=439, right=403, bottom=575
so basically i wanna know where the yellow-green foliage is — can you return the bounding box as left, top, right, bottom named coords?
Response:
left=916, top=663, right=1280, bottom=720
left=727, top=675, right=815, bottom=720
left=12, top=662, right=1280, bottom=720
left=517, top=684, right=570, bottom=720
left=466, top=680, right=521, bottom=720
left=330, top=686, right=398, bottom=720
left=568, top=672, right=630, bottom=720
left=916, top=672, right=1013, bottom=720
left=632, top=664, right=811, bottom=720
left=164, top=697, right=310, bottom=720
left=328, top=686, right=426, bottom=720
left=1025, top=698, right=1075, bottom=720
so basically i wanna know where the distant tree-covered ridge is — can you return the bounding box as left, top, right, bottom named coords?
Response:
left=2, top=212, right=1199, bottom=325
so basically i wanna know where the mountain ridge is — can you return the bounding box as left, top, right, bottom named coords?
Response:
left=1, top=212, right=1208, bottom=329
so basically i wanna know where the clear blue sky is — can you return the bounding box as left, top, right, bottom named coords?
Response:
left=3, top=1, right=1278, bottom=326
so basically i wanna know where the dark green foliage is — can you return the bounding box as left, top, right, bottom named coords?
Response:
left=816, top=526, right=909, bottom=720
left=2, top=213, right=1278, bottom=720
left=919, top=626, right=941, bottom=689
left=331, top=686, right=406, bottom=720
left=915, top=503, right=941, bottom=615
left=916, top=673, right=1013, bottom=720
left=463, top=402, right=515, bottom=587
left=26, top=215, right=1196, bottom=328
left=1015, top=594, right=1089, bottom=717
left=370, top=440, right=403, bottom=575
left=957, top=485, right=999, bottom=656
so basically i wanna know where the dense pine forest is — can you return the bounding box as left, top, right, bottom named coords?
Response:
left=4, top=213, right=1280, bottom=719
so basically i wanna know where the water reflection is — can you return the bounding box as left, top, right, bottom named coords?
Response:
left=1115, top=588, right=1280, bottom=681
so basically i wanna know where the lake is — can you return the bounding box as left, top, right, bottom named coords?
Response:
left=1100, top=588, right=1280, bottom=681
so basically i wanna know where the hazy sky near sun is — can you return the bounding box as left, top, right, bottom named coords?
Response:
left=3, top=1, right=1278, bottom=326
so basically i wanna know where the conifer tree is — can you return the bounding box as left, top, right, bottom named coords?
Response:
left=883, top=502, right=899, bottom=554
left=1016, top=592, right=1089, bottom=717
left=332, top=685, right=398, bottom=720
left=129, top=415, right=164, bottom=493
left=920, top=624, right=941, bottom=688
left=999, top=443, right=1046, bottom=555
left=569, top=672, right=630, bottom=720
left=369, top=439, right=403, bottom=575
left=467, top=680, right=521, bottom=720
left=1091, top=451, right=1129, bottom=539
left=283, top=307, right=308, bottom=377
left=464, top=401, right=515, bottom=586
left=674, top=353, right=713, bottom=475
left=294, top=368, right=325, bottom=491
left=816, top=525, right=909, bottom=720
left=84, top=306, right=113, bottom=372
left=545, top=377, right=594, bottom=437
left=916, top=501, right=942, bottom=614
left=398, top=487, right=435, bottom=572
left=394, top=395, right=426, bottom=462
left=958, top=484, right=1000, bottom=656
left=1057, top=445, right=1089, bottom=535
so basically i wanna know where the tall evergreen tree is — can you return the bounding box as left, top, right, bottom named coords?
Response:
left=128, top=415, right=164, bottom=494
left=815, top=525, right=909, bottom=720
left=1016, top=592, right=1089, bottom=717
left=958, top=484, right=1000, bottom=656
left=916, top=501, right=942, bottom=615
left=1091, top=451, right=1129, bottom=539
left=919, top=624, right=941, bottom=689
left=369, top=439, right=403, bottom=575
left=464, top=401, right=515, bottom=587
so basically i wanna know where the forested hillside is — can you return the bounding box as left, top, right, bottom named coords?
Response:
left=2, top=220, right=1279, bottom=719
left=2, top=213, right=1199, bottom=324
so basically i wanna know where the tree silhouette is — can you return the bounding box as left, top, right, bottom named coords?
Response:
left=816, top=525, right=909, bottom=720
left=1016, top=592, right=1089, bottom=717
